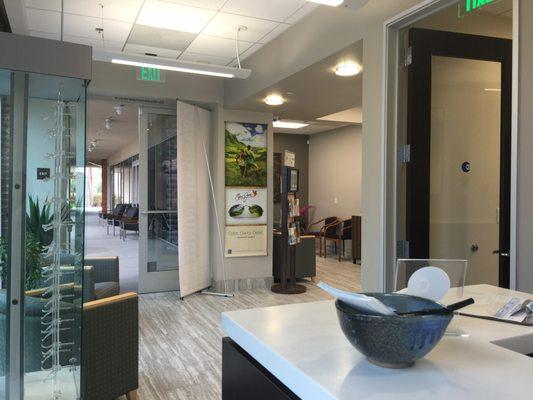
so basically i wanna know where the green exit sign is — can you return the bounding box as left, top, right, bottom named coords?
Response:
left=137, top=67, right=165, bottom=82
left=458, top=0, right=502, bottom=17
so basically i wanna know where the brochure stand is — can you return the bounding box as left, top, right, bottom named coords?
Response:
left=272, top=166, right=307, bottom=294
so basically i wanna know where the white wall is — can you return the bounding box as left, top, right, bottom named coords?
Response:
left=308, top=125, right=362, bottom=222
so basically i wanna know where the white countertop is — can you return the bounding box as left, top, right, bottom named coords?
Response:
left=221, top=285, right=533, bottom=400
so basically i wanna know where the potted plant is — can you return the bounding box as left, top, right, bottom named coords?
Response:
left=294, top=205, right=315, bottom=234
left=0, top=232, right=44, bottom=290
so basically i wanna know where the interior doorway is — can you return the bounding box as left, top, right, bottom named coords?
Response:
left=406, top=28, right=512, bottom=287
left=393, top=0, right=514, bottom=289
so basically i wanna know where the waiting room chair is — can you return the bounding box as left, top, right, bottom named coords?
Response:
left=0, top=291, right=139, bottom=400
left=106, top=204, right=130, bottom=235
left=83, top=292, right=139, bottom=400
left=323, top=219, right=352, bottom=262
left=84, top=256, right=120, bottom=300
left=305, top=217, right=339, bottom=257
left=119, top=206, right=139, bottom=241
left=100, top=203, right=126, bottom=224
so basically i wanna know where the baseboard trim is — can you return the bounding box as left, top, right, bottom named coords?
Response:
left=211, top=276, right=274, bottom=292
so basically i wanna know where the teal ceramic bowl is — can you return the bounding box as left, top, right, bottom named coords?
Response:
left=335, top=293, right=453, bottom=368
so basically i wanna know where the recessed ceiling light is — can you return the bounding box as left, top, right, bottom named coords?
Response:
left=309, top=0, right=344, bottom=6
left=273, top=120, right=309, bottom=129
left=137, top=1, right=215, bottom=34
left=335, top=62, right=362, bottom=77
left=265, top=94, right=284, bottom=106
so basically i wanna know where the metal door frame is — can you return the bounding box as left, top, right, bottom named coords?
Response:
left=405, top=28, right=512, bottom=288
left=138, top=106, right=180, bottom=294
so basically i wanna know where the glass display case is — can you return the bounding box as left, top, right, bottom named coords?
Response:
left=0, top=67, right=86, bottom=399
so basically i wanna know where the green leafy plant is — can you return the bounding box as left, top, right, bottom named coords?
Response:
left=26, top=195, right=53, bottom=246
left=0, top=232, right=44, bottom=290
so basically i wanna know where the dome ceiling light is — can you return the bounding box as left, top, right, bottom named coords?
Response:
left=264, top=94, right=285, bottom=106
left=335, top=62, right=362, bottom=77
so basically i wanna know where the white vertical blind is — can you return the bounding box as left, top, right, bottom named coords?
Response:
left=177, top=101, right=211, bottom=297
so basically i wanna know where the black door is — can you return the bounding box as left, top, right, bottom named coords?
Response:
left=406, top=28, right=512, bottom=288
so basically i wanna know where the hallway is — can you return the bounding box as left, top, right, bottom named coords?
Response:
left=85, top=211, right=139, bottom=293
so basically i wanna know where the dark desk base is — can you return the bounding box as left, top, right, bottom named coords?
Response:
left=222, top=337, right=301, bottom=400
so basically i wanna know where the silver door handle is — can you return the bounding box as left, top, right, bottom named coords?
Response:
left=492, top=250, right=510, bottom=257
left=141, top=210, right=178, bottom=214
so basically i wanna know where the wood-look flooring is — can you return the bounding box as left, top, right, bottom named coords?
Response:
left=126, top=257, right=360, bottom=400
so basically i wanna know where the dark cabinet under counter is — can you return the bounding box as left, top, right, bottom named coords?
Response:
left=222, top=338, right=300, bottom=400
left=273, top=233, right=316, bottom=280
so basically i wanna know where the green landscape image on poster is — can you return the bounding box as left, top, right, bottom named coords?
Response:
left=225, top=122, right=268, bottom=187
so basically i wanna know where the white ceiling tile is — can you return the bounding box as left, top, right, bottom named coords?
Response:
left=29, top=30, right=60, bottom=40
left=63, top=0, right=143, bottom=23
left=137, top=1, right=215, bottom=33
left=124, top=43, right=180, bottom=59
left=162, top=0, right=227, bottom=10
left=63, top=14, right=132, bottom=43
left=258, top=23, right=290, bottom=44
left=284, top=2, right=318, bottom=24
left=185, top=35, right=253, bottom=59
left=25, top=0, right=61, bottom=11
left=221, top=0, right=306, bottom=22
left=202, top=13, right=278, bottom=43
left=26, top=8, right=61, bottom=33
left=179, top=52, right=233, bottom=66
left=62, top=35, right=124, bottom=51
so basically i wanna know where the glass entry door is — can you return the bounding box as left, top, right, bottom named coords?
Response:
left=138, top=107, right=179, bottom=293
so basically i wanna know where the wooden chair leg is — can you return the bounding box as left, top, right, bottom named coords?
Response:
left=126, top=390, right=138, bottom=400
left=338, top=240, right=341, bottom=262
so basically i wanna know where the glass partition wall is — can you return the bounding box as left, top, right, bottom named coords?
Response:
left=110, top=154, right=139, bottom=207
left=0, top=68, right=86, bottom=398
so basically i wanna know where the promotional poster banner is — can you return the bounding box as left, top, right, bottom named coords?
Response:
left=225, top=188, right=267, bottom=226
left=225, top=225, right=267, bottom=258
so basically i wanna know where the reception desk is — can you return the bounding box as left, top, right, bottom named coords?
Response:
left=221, top=285, right=533, bottom=400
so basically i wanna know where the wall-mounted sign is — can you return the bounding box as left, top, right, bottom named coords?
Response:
left=137, top=67, right=165, bottom=82
left=283, top=150, right=295, bottom=167
left=458, top=0, right=501, bottom=17
left=226, top=188, right=267, bottom=226
left=37, top=167, right=50, bottom=180
left=225, top=225, right=267, bottom=258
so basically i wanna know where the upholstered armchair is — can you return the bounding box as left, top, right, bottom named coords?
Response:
left=83, top=292, right=139, bottom=400
left=84, top=256, right=120, bottom=301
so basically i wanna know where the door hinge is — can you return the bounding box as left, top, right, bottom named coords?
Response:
left=403, top=46, right=413, bottom=67
left=399, top=144, right=411, bottom=164
left=397, top=240, right=410, bottom=259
